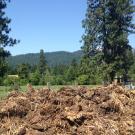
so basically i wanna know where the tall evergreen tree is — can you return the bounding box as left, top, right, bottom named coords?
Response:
left=103, top=0, right=135, bottom=82
left=0, top=0, right=17, bottom=79
left=38, top=49, right=47, bottom=77
left=66, top=59, right=78, bottom=82
left=82, top=0, right=135, bottom=83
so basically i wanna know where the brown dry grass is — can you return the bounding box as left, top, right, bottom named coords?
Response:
left=0, top=85, right=135, bottom=135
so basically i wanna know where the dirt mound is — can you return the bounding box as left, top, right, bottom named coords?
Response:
left=0, top=85, right=135, bottom=135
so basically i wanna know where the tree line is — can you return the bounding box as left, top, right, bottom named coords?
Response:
left=2, top=49, right=135, bottom=86
left=3, top=49, right=87, bottom=85
left=7, top=51, right=82, bottom=69
left=0, top=0, right=135, bottom=86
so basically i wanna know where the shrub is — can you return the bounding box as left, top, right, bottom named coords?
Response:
left=3, top=76, right=19, bottom=86
left=29, top=71, right=40, bottom=85
left=77, top=75, right=89, bottom=85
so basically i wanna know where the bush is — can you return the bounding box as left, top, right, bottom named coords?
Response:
left=77, top=75, right=90, bottom=85
left=0, top=77, right=3, bottom=85
left=29, top=71, right=40, bottom=85
left=3, top=76, right=19, bottom=86
left=19, top=79, right=28, bottom=85
left=54, top=75, right=66, bottom=85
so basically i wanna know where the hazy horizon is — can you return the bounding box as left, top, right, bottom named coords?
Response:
left=10, top=50, right=82, bottom=56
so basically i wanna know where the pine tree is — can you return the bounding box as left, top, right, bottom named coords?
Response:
left=66, top=59, right=78, bottom=82
left=103, top=0, right=135, bottom=82
left=0, top=0, right=17, bottom=79
left=38, top=49, right=47, bottom=77
left=81, top=0, right=105, bottom=83
left=82, top=0, right=135, bottom=83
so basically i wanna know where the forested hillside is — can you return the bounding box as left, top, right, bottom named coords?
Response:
left=7, top=50, right=83, bottom=68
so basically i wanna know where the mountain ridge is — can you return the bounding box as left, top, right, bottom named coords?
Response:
left=7, top=50, right=83, bottom=68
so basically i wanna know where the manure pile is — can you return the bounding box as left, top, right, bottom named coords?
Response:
left=0, top=85, right=135, bottom=135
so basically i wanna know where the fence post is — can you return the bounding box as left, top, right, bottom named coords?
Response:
left=47, top=82, right=51, bottom=90
left=74, top=81, right=78, bottom=89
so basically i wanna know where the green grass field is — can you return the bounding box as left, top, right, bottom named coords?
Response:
left=0, top=85, right=98, bottom=99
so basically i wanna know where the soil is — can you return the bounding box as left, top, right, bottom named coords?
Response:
left=0, top=85, right=135, bottom=135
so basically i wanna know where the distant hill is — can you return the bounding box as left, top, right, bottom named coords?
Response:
left=7, top=50, right=83, bottom=68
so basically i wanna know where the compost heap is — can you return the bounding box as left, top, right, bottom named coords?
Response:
left=0, top=85, right=135, bottom=135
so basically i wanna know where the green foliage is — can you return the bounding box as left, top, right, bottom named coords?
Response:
left=44, top=69, right=54, bottom=84
left=39, top=77, right=45, bottom=85
left=0, top=59, right=8, bottom=78
left=38, top=49, right=47, bottom=75
left=29, top=70, right=40, bottom=85
left=66, top=59, right=78, bottom=82
left=38, top=49, right=48, bottom=85
left=82, top=0, right=135, bottom=83
left=17, top=63, right=30, bottom=79
left=80, top=52, right=103, bottom=84
left=19, top=79, right=28, bottom=86
left=0, top=77, right=3, bottom=85
left=54, top=75, right=66, bottom=85
left=129, top=52, right=135, bottom=80
left=1, top=0, right=134, bottom=86
left=129, top=64, right=135, bottom=80
left=0, top=0, right=18, bottom=81
left=77, top=75, right=89, bottom=85
left=3, top=76, right=20, bottom=87
left=7, top=51, right=83, bottom=68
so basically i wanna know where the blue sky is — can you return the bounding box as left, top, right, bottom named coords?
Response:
left=6, top=0, right=135, bottom=55
left=6, top=0, right=87, bottom=55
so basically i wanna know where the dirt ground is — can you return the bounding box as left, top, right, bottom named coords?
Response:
left=0, top=85, right=135, bottom=135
